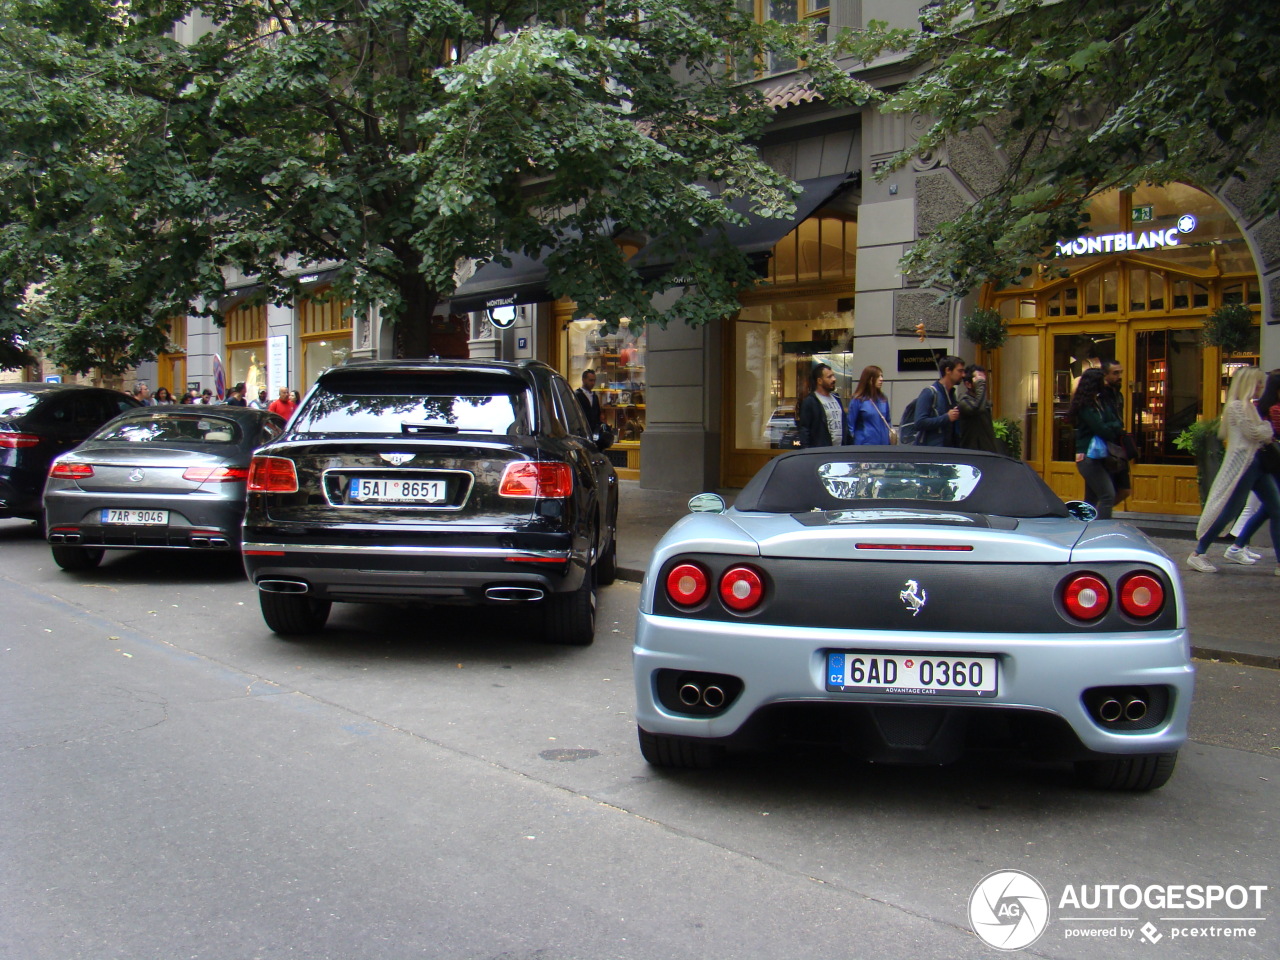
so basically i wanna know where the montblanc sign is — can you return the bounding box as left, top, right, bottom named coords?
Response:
left=1056, top=214, right=1197, bottom=258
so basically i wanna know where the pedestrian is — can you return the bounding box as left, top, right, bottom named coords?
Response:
left=912, top=355, right=963, bottom=447
left=1099, top=359, right=1132, bottom=505
left=1068, top=367, right=1123, bottom=519
left=153, top=387, right=175, bottom=405
left=289, top=389, right=301, bottom=405
left=846, top=365, right=894, bottom=445
left=1228, top=369, right=1280, bottom=543
left=956, top=364, right=999, bottom=453
left=268, top=387, right=297, bottom=421
left=1187, top=367, right=1280, bottom=575
left=249, top=389, right=269, bottom=410
left=796, top=363, right=850, bottom=448
left=200, top=389, right=214, bottom=404
left=575, top=369, right=602, bottom=434
left=132, top=383, right=155, bottom=406
left=225, top=382, right=248, bottom=407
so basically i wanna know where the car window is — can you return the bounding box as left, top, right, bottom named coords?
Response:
left=0, top=390, right=39, bottom=419
left=551, top=377, right=591, bottom=438
left=260, top=419, right=283, bottom=443
left=817, top=461, right=982, bottom=502
left=93, top=414, right=243, bottom=444
left=293, top=373, right=534, bottom=436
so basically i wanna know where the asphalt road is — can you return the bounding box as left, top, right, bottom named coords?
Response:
left=1, top=519, right=1276, bottom=960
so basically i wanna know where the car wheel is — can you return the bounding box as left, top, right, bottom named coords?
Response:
left=638, top=728, right=724, bottom=770
left=259, top=590, right=332, bottom=636
left=1075, top=752, right=1178, bottom=791
left=544, top=573, right=596, bottom=646
left=50, top=545, right=104, bottom=572
left=594, top=535, right=617, bottom=586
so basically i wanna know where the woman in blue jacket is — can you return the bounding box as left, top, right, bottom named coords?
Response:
left=846, top=366, right=894, bottom=445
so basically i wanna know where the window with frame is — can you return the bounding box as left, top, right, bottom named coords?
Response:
left=738, top=0, right=831, bottom=75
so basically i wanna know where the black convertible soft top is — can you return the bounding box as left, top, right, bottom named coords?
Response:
left=734, top=446, right=1069, bottom=519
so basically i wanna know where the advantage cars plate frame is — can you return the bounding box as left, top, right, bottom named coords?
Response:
left=826, top=650, right=999, bottom=698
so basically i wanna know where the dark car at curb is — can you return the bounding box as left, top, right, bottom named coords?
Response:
left=43, top=406, right=286, bottom=570
left=241, top=359, right=619, bottom=644
left=0, top=383, right=140, bottom=523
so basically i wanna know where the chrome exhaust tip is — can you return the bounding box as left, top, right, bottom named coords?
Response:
left=1098, top=699, right=1124, bottom=723
left=257, top=579, right=310, bottom=594
left=678, top=684, right=703, bottom=707
left=484, top=586, right=546, bottom=602
left=702, top=685, right=726, bottom=709
left=1123, top=698, right=1148, bottom=721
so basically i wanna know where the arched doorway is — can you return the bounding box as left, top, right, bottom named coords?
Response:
left=984, top=183, right=1261, bottom=515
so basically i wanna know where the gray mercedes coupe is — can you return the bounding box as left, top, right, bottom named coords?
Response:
left=633, top=447, right=1194, bottom=791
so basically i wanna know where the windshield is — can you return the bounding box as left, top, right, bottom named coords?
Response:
left=293, top=373, right=532, bottom=436
left=93, top=414, right=243, bottom=445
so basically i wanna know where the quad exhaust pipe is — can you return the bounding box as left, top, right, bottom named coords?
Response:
left=678, top=682, right=726, bottom=709
left=1095, top=696, right=1147, bottom=724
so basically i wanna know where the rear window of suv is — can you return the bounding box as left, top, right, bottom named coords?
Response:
left=292, top=373, right=533, bottom=436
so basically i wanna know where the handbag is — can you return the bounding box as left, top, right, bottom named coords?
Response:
left=1087, top=435, right=1126, bottom=473
left=871, top=399, right=898, bottom=445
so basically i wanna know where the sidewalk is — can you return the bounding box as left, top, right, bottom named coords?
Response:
left=614, top=481, right=1280, bottom=670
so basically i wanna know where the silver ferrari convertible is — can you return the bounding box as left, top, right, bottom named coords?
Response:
left=633, top=447, right=1194, bottom=791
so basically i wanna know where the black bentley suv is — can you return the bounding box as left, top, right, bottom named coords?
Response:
left=241, top=360, right=618, bottom=644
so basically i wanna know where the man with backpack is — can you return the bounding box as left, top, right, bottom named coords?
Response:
left=906, top=355, right=964, bottom=446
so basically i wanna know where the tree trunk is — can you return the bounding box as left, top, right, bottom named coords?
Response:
left=393, top=272, right=441, bottom=359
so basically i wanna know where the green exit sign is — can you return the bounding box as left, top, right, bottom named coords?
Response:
left=1133, top=204, right=1154, bottom=223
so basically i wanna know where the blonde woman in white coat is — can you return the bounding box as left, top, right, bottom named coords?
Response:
left=1188, top=367, right=1280, bottom=574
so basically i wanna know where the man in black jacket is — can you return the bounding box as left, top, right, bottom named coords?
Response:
left=575, top=369, right=602, bottom=434
left=797, top=363, right=851, bottom=447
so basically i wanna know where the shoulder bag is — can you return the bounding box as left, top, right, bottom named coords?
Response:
left=871, top=398, right=898, bottom=444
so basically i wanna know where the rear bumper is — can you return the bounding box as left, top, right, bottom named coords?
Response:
left=242, top=539, right=588, bottom=604
left=44, top=495, right=244, bottom=549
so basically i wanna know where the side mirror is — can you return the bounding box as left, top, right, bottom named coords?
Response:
left=688, top=493, right=725, bottom=514
left=1064, top=500, right=1098, bottom=522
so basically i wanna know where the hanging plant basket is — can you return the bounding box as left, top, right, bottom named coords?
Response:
left=1201, top=303, right=1253, bottom=354
left=962, top=308, right=1009, bottom=350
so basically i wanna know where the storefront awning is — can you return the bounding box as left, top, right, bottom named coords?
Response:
left=449, top=173, right=853, bottom=314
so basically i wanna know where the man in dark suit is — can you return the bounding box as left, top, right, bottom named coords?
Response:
left=575, top=369, right=602, bottom=434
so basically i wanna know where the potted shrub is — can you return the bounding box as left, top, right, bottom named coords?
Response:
left=962, top=307, right=1009, bottom=350
left=1201, top=303, right=1253, bottom=353
left=993, top=416, right=1023, bottom=459
left=1173, top=419, right=1222, bottom=506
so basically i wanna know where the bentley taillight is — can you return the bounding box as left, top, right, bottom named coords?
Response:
left=1063, top=574, right=1110, bottom=621
left=666, top=563, right=709, bottom=606
left=247, top=456, right=299, bottom=493
left=719, top=565, right=765, bottom=612
left=0, top=432, right=40, bottom=449
left=499, top=462, right=573, bottom=498
left=1119, top=574, right=1164, bottom=618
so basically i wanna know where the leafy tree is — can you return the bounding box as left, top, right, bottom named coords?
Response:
left=857, top=0, right=1280, bottom=295
left=0, top=0, right=874, bottom=371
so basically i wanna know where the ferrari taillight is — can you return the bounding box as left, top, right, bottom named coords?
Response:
left=719, top=565, right=765, bottom=612
left=183, top=466, right=250, bottom=483
left=666, top=563, right=709, bottom=606
left=247, top=456, right=299, bottom=493
left=1119, top=574, right=1164, bottom=618
left=1062, top=574, right=1110, bottom=621
left=499, top=462, right=573, bottom=498
left=49, top=462, right=94, bottom=479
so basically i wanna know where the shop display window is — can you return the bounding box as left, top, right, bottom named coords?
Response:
left=566, top=320, right=647, bottom=443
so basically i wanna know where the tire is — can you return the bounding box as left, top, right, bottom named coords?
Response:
left=638, top=728, right=724, bottom=770
left=259, top=590, right=331, bottom=636
left=594, top=534, right=617, bottom=587
left=51, top=545, right=104, bottom=571
left=1075, top=752, right=1178, bottom=791
left=544, top=573, right=596, bottom=646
